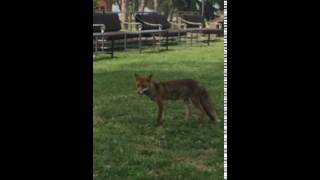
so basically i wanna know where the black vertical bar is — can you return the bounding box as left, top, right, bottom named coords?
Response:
left=111, top=39, right=114, bottom=58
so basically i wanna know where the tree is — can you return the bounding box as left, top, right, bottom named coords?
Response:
left=131, top=0, right=224, bottom=21
left=154, top=0, right=159, bottom=13
left=158, top=0, right=174, bottom=20
left=105, top=0, right=112, bottom=11
left=93, top=0, right=98, bottom=8
left=139, top=0, right=145, bottom=12
left=203, top=0, right=224, bottom=20
left=121, top=0, right=128, bottom=28
left=171, top=0, right=223, bottom=20
left=133, top=0, right=139, bottom=12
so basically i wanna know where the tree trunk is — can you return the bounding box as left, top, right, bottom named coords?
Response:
left=105, top=0, right=112, bottom=12
left=121, top=0, right=128, bottom=29
left=134, top=0, right=139, bottom=12
left=154, top=0, right=159, bottom=13
left=168, top=0, right=174, bottom=22
left=169, top=8, right=175, bottom=22
left=139, top=0, right=145, bottom=12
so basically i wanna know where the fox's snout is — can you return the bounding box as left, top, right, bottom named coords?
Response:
left=137, top=90, right=143, bottom=96
left=136, top=87, right=149, bottom=96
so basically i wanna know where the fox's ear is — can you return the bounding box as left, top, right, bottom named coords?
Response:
left=134, top=73, right=139, bottom=79
left=148, top=74, right=153, bottom=80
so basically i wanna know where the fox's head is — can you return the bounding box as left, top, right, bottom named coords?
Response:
left=134, top=73, right=153, bottom=96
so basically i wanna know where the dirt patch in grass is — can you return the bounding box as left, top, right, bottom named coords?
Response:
left=175, top=148, right=217, bottom=172
left=93, top=114, right=105, bottom=126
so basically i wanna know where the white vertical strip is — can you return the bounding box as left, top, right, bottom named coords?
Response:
left=224, top=0, right=227, bottom=179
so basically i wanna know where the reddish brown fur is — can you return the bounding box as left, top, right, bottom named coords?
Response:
left=134, top=73, right=219, bottom=127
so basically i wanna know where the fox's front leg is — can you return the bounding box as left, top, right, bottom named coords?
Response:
left=191, top=97, right=205, bottom=127
left=156, top=99, right=164, bottom=127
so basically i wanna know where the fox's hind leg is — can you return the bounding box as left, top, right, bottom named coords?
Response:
left=191, top=97, right=205, bottom=126
left=156, top=100, right=164, bottom=127
left=184, top=99, right=192, bottom=121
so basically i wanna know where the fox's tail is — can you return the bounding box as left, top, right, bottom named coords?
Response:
left=199, top=87, right=220, bottom=123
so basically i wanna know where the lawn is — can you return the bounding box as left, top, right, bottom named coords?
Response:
left=93, top=41, right=224, bottom=180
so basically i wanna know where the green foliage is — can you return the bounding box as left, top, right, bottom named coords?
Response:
left=93, top=0, right=98, bottom=8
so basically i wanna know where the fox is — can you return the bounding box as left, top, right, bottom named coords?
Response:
left=134, top=73, right=220, bottom=127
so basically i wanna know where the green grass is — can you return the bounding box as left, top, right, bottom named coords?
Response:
left=93, top=41, right=224, bottom=180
